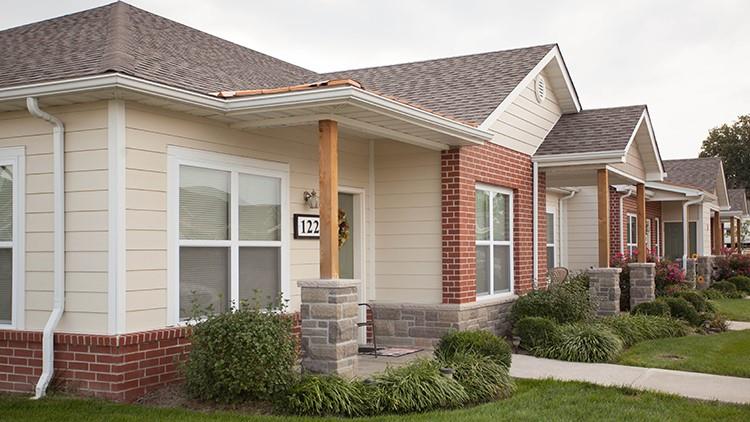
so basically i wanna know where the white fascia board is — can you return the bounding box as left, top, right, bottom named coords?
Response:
left=533, top=150, right=625, bottom=167
left=478, top=45, right=581, bottom=131
left=646, top=182, right=717, bottom=202
left=0, top=74, right=490, bottom=147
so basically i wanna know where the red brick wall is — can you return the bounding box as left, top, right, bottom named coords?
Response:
left=441, top=143, right=546, bottom=304
left=609, top=188, right=662, bottom=258
left=0, top=327, right=190, bottom=402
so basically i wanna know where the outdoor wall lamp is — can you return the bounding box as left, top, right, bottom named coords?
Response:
left=304, top=190, right=319, bottom=209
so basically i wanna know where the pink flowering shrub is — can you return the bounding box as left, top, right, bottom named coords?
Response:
left=714, top=252, right=750, bottom=280
left=611, top=250, right=686, bottom=306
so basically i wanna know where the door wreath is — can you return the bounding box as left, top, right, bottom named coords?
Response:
left=338, top=209, right=350, bottom=248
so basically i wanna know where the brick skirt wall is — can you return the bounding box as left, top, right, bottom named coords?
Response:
left=0, top=327, right=190, bottom=402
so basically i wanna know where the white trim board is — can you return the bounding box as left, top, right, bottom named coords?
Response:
left=0, top=146, right=25, bottom=330
left=107, top=100, right=126, bottom=334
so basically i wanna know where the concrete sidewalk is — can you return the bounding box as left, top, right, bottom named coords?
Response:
left=510, top=354, right=750, bottom=404
left=727, top=320, right=750, bottom=331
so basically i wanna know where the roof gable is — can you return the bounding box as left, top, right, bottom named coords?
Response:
left=662, top=158, right=722, bottom=194
left=728, top=189, right=749, bottom=214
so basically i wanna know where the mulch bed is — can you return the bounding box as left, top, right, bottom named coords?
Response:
left=136, top=383, right=274, bottom=415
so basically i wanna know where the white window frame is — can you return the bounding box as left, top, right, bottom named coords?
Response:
left=167, top=146, right=289, bottom=325
left=655, top=217, right=661, bottom=257
left=546, top=209, right=556, bottom=270
left=0, top=147, right=24, bottom=330
left=645, top=218, right=652, bottom=256
left=475, top=184, right=514, bottom=298
left=626, top=213, right=637, bottom=256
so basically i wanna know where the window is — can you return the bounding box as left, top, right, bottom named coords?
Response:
left=626, top=214, right=637, bottom=256
left=664, top=222, right=697, bottom=260
left=645, top=219, right=652, bottom=255
left=476, top=186, right=513, bottom=296
left=0, top=147, right=23, bottom=328
left=168, top=147, right=288, bottom=322
left=546, top=211, right=555, bottom=271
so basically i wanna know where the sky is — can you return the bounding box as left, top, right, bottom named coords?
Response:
left=1, top=0, right=748, bottom=159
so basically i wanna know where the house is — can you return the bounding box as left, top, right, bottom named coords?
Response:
left=0, top=1, right=700, bottom=400
left=722, top=188, right=749, bottom=250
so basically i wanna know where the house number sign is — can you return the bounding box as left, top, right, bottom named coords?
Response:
left=294, top=214, right=320, bottom=239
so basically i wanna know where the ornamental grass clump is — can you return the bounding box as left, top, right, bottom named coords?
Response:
left=184, top=297, right=297, bottom=403
left=280, top=375, right=368, bottom=417
left=631, top=300, right=671, bottom=317
left=599, top=314, right=690, bottom=347
left=434, top=330, right=511, bottom=368
left=537, top=323, right=623, bottom=363
left=438, top=352, right=515, bottom=404
left=369, top=359, right=469, bottom=414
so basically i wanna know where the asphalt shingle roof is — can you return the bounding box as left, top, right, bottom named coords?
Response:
left=727, top=188, right=748, bottom=213
left=0, top=2, right=319, bottom=95
left=534, top=105, right=646, bottom=156
left=0, top=2, right=556, bottom=127
left=662, top=157, right=723, bottom=194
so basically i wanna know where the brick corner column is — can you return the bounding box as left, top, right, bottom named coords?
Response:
left=628, top=262, right=655, bottom=308
left=441, top=148, right=475, bottom=304
left=298, top=279, right=359, bottom=377
left=586, top=267, right=621, bottom=315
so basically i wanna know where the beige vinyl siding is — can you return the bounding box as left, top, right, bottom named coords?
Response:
left=612, top=141, right=646, bottom=181
left=487, top=70, right=562, bottom=155
left=374, top=140, right=441, bottom=303
left=123, top=103, right=372, bottom=332
left=0, top=102, right=109, bottom=333
left=565, top=186, right=599, bottom=271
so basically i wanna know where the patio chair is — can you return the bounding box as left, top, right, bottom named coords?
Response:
left=549, top=267, right=569, bottom=285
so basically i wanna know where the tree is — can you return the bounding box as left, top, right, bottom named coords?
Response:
left=699, top=115, right=750, bottom=190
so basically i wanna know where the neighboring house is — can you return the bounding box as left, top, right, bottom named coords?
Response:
left=722, top=188, right=749, bottom=250
left=0, top=1, right=714, bottom=400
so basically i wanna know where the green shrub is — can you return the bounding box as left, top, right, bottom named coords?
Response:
left=434, top=330, right=511, bottom=368
left=661, top=297, right=702, bottom=327
left=513, top=317, right=559, bottom=350
left=184, top=299, right=297, bottom=403
left=536, top=323, right=623, bottom=363
left=701, top=288, right=726, bottom=300
left=712, top=281, right=744, bottom=298
left=599, top=314, right=690, bottom=347
left=726, top=276, right=750, bottom=294
left=280, top=375, right=367, bottom=417
left=673, top=290, right=710, bottom=312
left=369, top=359, right=469, bottom=414
left=631, top=300, right=671, bottom=317
left=439, top=352, right=515, bottom=403
left=510, top=282, right=594, bottom=324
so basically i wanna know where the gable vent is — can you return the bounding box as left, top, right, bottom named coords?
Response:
left=534, top=75, right=547, bottom=104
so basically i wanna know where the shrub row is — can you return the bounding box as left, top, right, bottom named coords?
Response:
left=632, top=293, right=726, bottom=330
left=510, top=277, right=595, bottom=324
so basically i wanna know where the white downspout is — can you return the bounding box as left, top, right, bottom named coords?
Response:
left=618, top=188, right=635, bottom=255
left=27, top=98, right=65, bottom=399
left=559, top=189, right=578, bottom=267
left=682, top=195, right=704, bottom=268
left=532, top=162, right=539, bottom=289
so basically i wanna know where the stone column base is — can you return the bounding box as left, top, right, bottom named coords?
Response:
left=685, top=258, right=697, bottom=288
left=628, top=262, right=656, bottom=309
left=696, top=256, right=716, bottom=289
left=298, top=279, right=359, bottom=377
left=587, top=267, right=622, bottom=315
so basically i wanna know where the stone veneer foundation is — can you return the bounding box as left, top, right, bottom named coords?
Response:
left=696, top=256, right=717, bottom=289
left=371, top=295, right=517, bottom=348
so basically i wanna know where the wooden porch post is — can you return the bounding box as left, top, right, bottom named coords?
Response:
left=731, top=217, right=738, bottom=254
left=597, top=169, right=610, bottom=267
left=636, top=183, right=647, bottom=262
left=319, top=120, right=339, bottom=279
left=713, top=211, right=722, bottom=255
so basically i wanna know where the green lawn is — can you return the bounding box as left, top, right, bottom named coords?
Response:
left=713, top=299, right=750, bottom=322
left=1, top=379, right=748, bottom=421
left=618, top=330, right=750, bottom=378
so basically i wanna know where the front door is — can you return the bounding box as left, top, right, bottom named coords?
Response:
left=338, top=190, right=366, bottom=343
